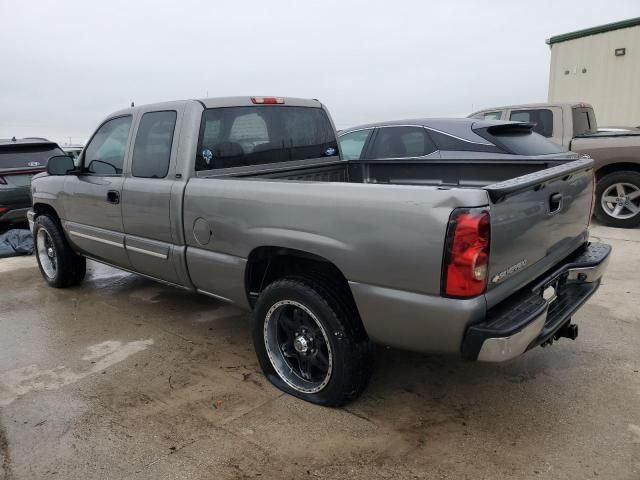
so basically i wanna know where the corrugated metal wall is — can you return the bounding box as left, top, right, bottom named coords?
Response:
left=548, top=26, right=640, bottom=127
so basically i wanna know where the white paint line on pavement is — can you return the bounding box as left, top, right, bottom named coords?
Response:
left=0, top=339, right=153, bottom=407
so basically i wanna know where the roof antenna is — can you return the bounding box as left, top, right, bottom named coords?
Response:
left=130, top=101, right=135, bottom=107
left=11, top=136, right=16, bottom=142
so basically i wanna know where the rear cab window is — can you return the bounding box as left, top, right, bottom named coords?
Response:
left=479, top=111, right=503, bottom=121
left=509, top=109, right=554, bottom=137
left=196, top=106, right=337, bottom=171
left=572, top=107, right=597, bottom=136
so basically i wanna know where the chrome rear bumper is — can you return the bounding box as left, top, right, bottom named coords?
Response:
left=463, top=242, right=611, bottom=362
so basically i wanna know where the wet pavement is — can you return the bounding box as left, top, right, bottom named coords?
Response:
left=0, top=224, right=639, bottom=479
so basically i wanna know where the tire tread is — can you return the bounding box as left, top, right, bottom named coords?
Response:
left=254, top=276, right=374, bottom=407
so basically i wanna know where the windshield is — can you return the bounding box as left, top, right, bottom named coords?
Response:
left=196, top=106, right=337, bottom=170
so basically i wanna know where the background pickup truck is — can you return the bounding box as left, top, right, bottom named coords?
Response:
left=469, top=102, right=640, bottom=228
left=30, top=97, right=610, bottom=406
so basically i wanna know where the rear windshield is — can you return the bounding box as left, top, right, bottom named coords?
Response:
left=0, top=143, right=64, bottom=169
left=196, top=106, right=338, bottom=170
left=475, top=126, right=565, bottom=155
left=572, top=107, right=597, bottom=136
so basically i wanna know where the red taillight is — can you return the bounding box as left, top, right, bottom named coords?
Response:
left=442, top=209, right=490, bottom=298
left=251, top=96, right=284, bottom=105
left=0, top=206, right=7, bottom=214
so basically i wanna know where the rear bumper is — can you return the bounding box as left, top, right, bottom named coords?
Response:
left=462, top=242, right=611, bottom=362
left=0, top=185, right=31, bottom=223
left=0, top=206, right=30, bottom=223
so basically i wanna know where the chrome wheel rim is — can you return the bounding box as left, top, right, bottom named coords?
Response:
left=263, top=300, right=333, bottom=394
left=37, top=228, right=57, bottom=279
left=601, top=182, right=640, bottom=220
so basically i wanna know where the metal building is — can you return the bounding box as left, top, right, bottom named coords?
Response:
left=547, top=17, right=640, bottom=128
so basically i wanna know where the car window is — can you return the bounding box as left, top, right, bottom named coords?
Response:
left=196, top=106, right=337, bottom=170
left=481, top=111, right=502, bottom=121
left=368, top=126, right=436, bottom=159
left=426, top=129, right=501, bottom=153
left=84, top=116, right=132, bottom=174
left=339, top=130, right=371, bottom=160
left=509, top=109, right=553, bottom=137
left=131, top=111, right=177, bottom=178
left=0, top=143, right=65, bottom=169
left=572, top=107, right=597, bottom=135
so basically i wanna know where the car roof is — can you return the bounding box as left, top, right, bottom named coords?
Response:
left=469, top=102, right=593, bottom=115
left=339, top=117, right=527, bottom=144
left=0, top=137, right=58, bottom=147
left=107, top=96, right=322, bottom=118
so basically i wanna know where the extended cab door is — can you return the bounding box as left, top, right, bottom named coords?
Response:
left=121, top=107, right=187, bottom=285
left=62, top=115, right=133, bottom=268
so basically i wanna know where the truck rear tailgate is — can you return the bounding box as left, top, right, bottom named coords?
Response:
left=484, top=157, right=594, bottom=308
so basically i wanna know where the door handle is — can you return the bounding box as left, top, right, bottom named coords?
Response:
left=549, top=192, right=562, bottom=214
left=107, top=190, right=120, bottom=204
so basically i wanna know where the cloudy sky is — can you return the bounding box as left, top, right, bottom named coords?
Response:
left=1, top=0, right=638, bottom=144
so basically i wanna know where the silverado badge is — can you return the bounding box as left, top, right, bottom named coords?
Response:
left=491, top=259, right=528, bottom=284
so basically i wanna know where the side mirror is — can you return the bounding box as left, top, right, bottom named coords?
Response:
left=47, top=155, right=76, bottom=175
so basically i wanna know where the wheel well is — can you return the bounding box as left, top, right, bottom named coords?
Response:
left=245, top=246, right=358, bottom=311
left=595, top=163, right=640, bottom=181
left=33, top=203, right=61, bottom=225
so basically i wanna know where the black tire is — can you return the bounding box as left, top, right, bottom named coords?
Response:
left=253, top=277, right=374, bottom=407
left=594, top=171, right=640, bottom=228
left=34, top=215, right=86, bottom=288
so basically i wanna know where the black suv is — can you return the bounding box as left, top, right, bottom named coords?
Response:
left=0, top=138, right=65, bottom=224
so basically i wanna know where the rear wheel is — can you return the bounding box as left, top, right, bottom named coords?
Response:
left=253, top=277, right=374, bottom=406
left=594, top=171, right=640, bottom=228
left=34, top=215, right=86, bottom=288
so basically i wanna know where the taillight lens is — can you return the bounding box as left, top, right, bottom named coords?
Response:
left=442, top=209, right=490, bottom=298
left=251, top=96, right=284, bottom=104
left=0, top=176, right=6, bottom=185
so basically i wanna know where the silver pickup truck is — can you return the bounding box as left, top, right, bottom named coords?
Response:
left=29, top=97, right=610, bottom=406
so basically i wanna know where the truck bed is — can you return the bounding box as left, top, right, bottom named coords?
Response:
left=219, top=157, right=566, bottom=189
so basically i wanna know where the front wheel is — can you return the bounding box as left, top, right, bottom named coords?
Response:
left=34, top=215, right=86, bottom=288
left=253, top=277, right=374, bottom=406
left=594, top=171, right=640, bottom=228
